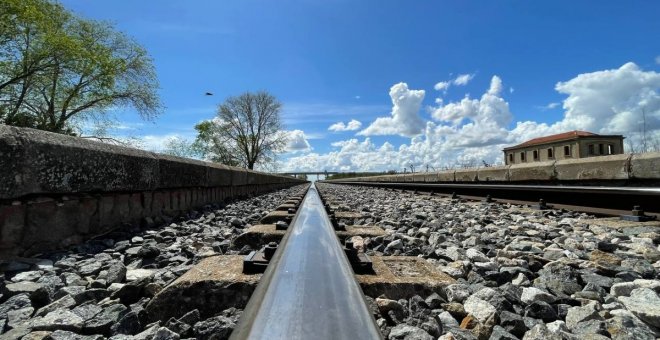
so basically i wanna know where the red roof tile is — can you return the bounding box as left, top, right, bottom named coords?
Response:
left=504, top=130, right=597, bottom=150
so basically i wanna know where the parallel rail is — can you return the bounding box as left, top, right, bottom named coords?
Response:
left=327, top=181, right=660, bottom=216
left=230, top=184, right=382, bottom=340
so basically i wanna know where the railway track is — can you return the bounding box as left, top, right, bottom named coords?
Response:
left=229, top=181, right=660, bottom=339
left=3, top=182, right=660, bottom=339
left=230, top=183, right=382, bottom=339
left=328, top=181, right=660, bottom=218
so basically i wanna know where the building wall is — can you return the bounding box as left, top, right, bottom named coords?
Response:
left=577, top=137, right=625, bottom=158
left=504, top=141, right=579, bottom=165
left=503, top=136, right=623, bottom=165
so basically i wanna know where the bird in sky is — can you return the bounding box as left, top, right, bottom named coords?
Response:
left=205, top=92, right=213, bottom=96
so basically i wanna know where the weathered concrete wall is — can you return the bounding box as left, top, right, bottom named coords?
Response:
left=554, top=154, right=629, bottom=181
left=0, top=126, right=306, bottom=258
left=329, top=152, right=660, bottom=184
left=508, top=160, right=557, bottom=182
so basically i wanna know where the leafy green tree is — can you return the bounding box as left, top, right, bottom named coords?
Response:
left=27, top=19, right=160, bottom=134
left=0, top=0, right=71, bottom=93
left=0, top=0, right=161, bottom=134
left=0, top=0, right=75, bottom=125
left=191, top=120, right=240, bottom=166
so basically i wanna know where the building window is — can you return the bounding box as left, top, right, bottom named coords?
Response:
left=588, top=144, right=595, bottom=155
left=608, top=144, right=614, bottom=155
left=533, top=150, right=539, bottom=160
left=509, top=153, right=514, bottom=163
left=520, top=152, right=526, bottom=162
left=547, top=148, right=553, bottom=158
left=599, top=144, right=604, bottom=155
left=564, top=145, right=570, bottom=156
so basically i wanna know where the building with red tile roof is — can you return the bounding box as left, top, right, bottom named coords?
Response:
left=503, top=130, right=624, bottom=165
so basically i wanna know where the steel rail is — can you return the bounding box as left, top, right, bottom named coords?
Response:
left=230, top=184, right=382, bottom=340
left=328, top=181, right=660, bottom=214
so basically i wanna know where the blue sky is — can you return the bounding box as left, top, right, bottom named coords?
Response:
left=62, top=0, right=660, bottom=171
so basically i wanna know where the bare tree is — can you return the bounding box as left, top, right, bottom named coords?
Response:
left=203, top=91, right=286, bottom=169
left=650, top=134, right=660, bottom=152
left=641, top=107, right=648, bottom=153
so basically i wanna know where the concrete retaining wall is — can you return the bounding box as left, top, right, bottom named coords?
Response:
left=0, top=126, right=306, bottom=258
left=330, top=152, right=660, bottom=184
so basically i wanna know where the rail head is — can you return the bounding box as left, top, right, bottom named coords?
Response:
left=230, top=184, right=382, bottom=340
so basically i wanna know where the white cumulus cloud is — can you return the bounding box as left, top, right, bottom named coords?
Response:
left=283, top=138, right=400, bottom=172
left=432, top=75, right=512, bottom=129
left=433, top=73, right=475, bottom=93
left=282, top=62, right=660, bottom=172
left=538, top=102, right=560, bottom=110
left=141, top=134, right=187, bottom=152
left=433, top=81, right=450, bottom=92
left=284, top=129, right=312, bottom=153
left=328, top=119, right=362, bottom=132
left=453, top=73, right=475, bottom=86
left=552, top=62, right=660, bottom=134
left=358, top=83, right=425, bottom=137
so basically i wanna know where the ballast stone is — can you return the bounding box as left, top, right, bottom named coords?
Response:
left=606, top=309, right=657, bottom=340
left=83, top=303, right=127, bottom=335
left=444, top=284, right=471, bottom=303
left=388, top=324, right=434, bottom=340
left=30, top=309, right=84, bottom=332
left=618, top=288, right=660, bottom=328
left=465, top=248, right=489, bottom=262
left=48, top=330, right=104, bottom=340
left=193, top=315, right=236, bottom=340
left=463, top=295, right=497, bottom=323
left=153, top=327, right=180, bottom=340
left=10, top=271, right=42, bottom=282
left=565, top=302, right=603, bottom=330
left=125, top=269, right=156, bottom=282
left=489, top=325, right=519, bottom=340
left=34, top=295, right=76, bottom=317
left=520, top=287, right=555, bottom=305
left=21, top=331, right=52, bottom=340
left=522, top=324, right=563, bottom=340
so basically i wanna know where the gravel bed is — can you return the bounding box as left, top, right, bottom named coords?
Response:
left=317, top=183, right=660, bottom=340
left=0, top=184, right=308, bottom=340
